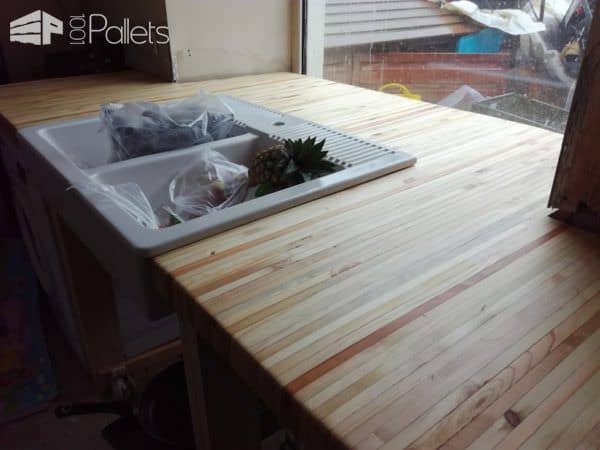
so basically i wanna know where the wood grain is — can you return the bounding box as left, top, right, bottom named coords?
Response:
left=1, top=70, right=596, bottom=448
left=145, top=73, right=600, bottom=449
left=549, top=4, right=600, bottom=230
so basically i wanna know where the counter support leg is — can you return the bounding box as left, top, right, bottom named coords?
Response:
left=179, top=307, right=212, bottom=450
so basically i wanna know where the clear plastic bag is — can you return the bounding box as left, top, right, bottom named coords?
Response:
left=169, top=150, right=249, bottom=221
left=101, top=91, right=234, bottom=162
left=438, top=85, right=486, bottom=111
left=73, top=181, right=160, bottom=229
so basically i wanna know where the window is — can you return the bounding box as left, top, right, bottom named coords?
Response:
left=305, top=0, right=596, bottom=133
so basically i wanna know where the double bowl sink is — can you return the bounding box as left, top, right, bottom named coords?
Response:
left=13, top=96, right=416, bottom=318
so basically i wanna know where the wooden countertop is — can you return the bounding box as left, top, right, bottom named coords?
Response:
left=2, top=71, right=599, bottom=449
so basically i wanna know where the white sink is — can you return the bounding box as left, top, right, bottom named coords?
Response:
left=14, top=96, right=416, bottom=318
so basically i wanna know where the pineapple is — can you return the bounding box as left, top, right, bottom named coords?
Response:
left=249, top=143, right=290, bottom=188
left=249, top=137, right=335, bottom=193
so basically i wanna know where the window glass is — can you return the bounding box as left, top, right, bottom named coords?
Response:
left=311, top=0, right=596, bottom=133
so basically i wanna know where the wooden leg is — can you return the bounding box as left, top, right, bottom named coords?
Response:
left=177, top=299, right=262, bottom=450
left=179, top=306, right=213, bottom=450
left=197, top=342, right=262, bottom=450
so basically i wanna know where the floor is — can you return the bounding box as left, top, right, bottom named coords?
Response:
left=0, top=301, right=114, bottom=450
left=0, top=298, right=287, bottom=450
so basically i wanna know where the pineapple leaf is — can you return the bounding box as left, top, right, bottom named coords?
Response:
left=313, top=139, right=325, bottom=153
left=319, top=159, right=336, bottom=170
left=255, top=183, right=273, bottom=197
left=284, top=159, right=299, bottom=175
left=301, top=172, right=313, bottom=182
left=285, top=136, right=331, bottom=173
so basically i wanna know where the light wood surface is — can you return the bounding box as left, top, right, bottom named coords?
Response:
left=1, top=71, right=598, bottom=448
left=0, top=71, right=305, bottom=129
left=149, top=74, right=600, bottom=448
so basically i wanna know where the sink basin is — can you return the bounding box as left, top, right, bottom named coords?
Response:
left=14, top=96, right=416, bottom=318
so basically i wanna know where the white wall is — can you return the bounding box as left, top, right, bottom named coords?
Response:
left=165, top=0, right=293, bottom=81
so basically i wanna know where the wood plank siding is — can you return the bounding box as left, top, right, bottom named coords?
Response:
left=325, top=0, right=478, bottom=48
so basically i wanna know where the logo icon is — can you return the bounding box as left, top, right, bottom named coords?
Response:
left=10, top=10, right=63, bottom=46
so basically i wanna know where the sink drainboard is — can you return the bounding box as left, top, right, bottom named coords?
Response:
left=222, top=96, right=403, bottom=169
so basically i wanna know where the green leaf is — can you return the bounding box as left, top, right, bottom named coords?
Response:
left=313, top=139, right=325, bottom=152
left=319, top=159, right=336, bottom=171
left=283, top=136, right=334, bottom=174
left=255, top=184, right=273, bottom=197
left=169, top=213, right=182, bottom=225
left=301, top=172, right=313, bottom=182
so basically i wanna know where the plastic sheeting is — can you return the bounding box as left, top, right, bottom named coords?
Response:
left=443, top=1, right=546, bottom=35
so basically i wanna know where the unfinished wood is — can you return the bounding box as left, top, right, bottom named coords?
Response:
left=0, top=71, right=597, bottom=448
left=549, top=4, right=600, bottom=231
left=0, top=71, right=304, bottom=129
left=142, top=75, right=600, bottom=448
left=177, top=296, right=212, bottom=450
left=108, top=339, right=182, bottom=390
left=50, top=216, right=124, bottom=383
left=176, top=293, right=263, bottom=450
left=0, top=70, right=335, bottom=387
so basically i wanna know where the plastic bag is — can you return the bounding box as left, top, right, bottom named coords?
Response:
left=169, top=150, right=248, bottom=220
left=73, top=181, right=160, bottom=229
left=101, top=91, right=235, bottom=162
left=438, top=85, right=486, bottom=110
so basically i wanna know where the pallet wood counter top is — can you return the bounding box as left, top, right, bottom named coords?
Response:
left=151, top=76, right=600, bottom=449
left=1, top=71, right=599, bottom=448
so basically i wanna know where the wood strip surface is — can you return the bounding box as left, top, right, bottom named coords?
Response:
left=145, top=74, right=599, bottom=449
left=286, top=225, right=567, bottom=394
left=1, top=71, right=596, bottom=449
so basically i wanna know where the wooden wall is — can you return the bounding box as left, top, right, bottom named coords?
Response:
left=549, top=4, right=600, bottom=232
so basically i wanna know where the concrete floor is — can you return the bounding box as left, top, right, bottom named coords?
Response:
left=0, top=303, right=114, bottom=450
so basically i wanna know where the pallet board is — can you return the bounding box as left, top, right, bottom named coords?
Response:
left=150, top=75, right=600, bottom=448
left=0, top=70, right=597, bottom=448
